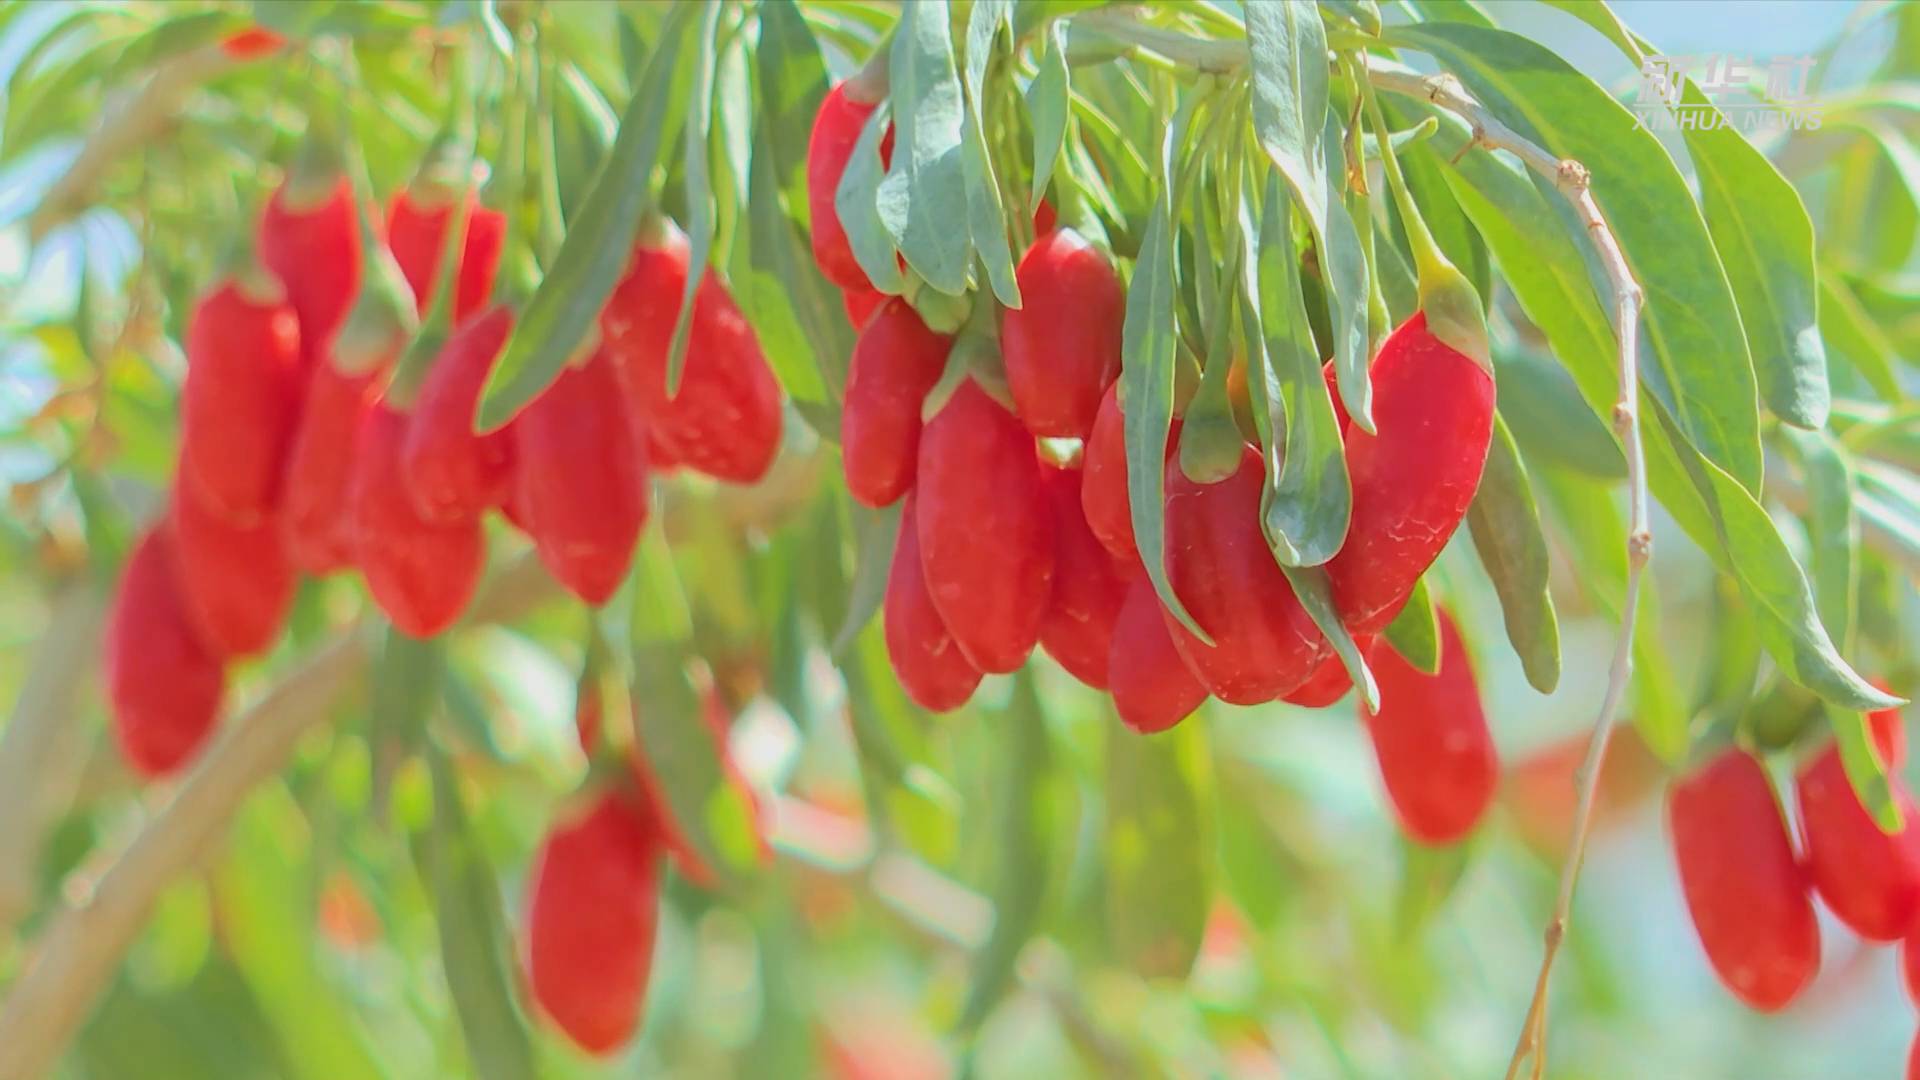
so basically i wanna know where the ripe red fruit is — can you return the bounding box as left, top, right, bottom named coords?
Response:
left=107, top=525, right=225, bottom=778
left=1872, top=692, right=1906, bottom=769
left=1160, top=447, right=1326, bottom=704
left=513, top=351, right=648, bottom=605
left=280, top=358, right=381, bottom=574
left=1795, top=737, right=1920, bottom=941
left=807, top=83, right=888, bottom=290
left=523, top=791, right=663, bottom=1056
left=601, top=223, right=784, bottom=484
left=1360, top=612, right=1497, bottom=845
left=915, top=380, right=1054, bottom=674
left=1667, top=748, right=1821, bottom=1012
left=1080, top=383, right=1180, bottom=567
left=842, top=285, right=886, bottom=330
left=170, top=482, right=294, bottom=658
left=178, top=278, right=303, bottom=523
left=399, top=306, right=517, bottom=523
left=1108, top=580, right=1208, bottom=735
left=350, top=404, right=485, bottom=638
left=841, top=297, right=952, bottom=508
left=259, top=176, right=361, bottom=364
left=1324, top=312, right=1495, bottom=634
left=1910, top=1033, right=1920, bottom=1080
left=884, top=495, right=983, bottom=712
left=1001, top=229, right=1124, bottom=438
left=385, top=189, right=507, bottom=323
left=1903, top=930, right=1920, bottom=1005
left=220, top=26, right=285, bottom=59
left=1032, top=200, right=1058, bottom=238
left=1037, top=464, right=1128, bottom=690
left=1283, top=645, right=1367, bottom=708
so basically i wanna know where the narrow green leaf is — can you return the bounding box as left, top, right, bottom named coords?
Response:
left=1819, top=273, right=1903, bottom=403
left=1493, top=350, right=1624, bottom=480
left=1786, top=430, right=1860, bottom=653
left=1382, top=575, right=1439, bottom=676
left=1394, top=23, right=1765, bottom=495
left=960, top=671, right=1053, bottom=1032
left=1250, top=176, right=1350, bottom=566
left=877, top=0, right=974, bottom=295
left=1026, top=21, right=1070, bottom=214
left=960, top=0, right=1020, bottom=308
left=830, top=499, right=901, bottom=657
left=753, top=0, right=830, bottom=211
left=1281, top=564, right=1379, bottom=711
left=1323, top=0, right=1383, bottom=36
left=1393, top=836, right=1471, bottom=941
left=734, top=117, right=847, bottom=411
left=1833, top=704, right=1904, bottom=833
left=836, top=101, right=907, bottom=294
left=1123, top=118, right=1206, bottom=643
left=478, top=6, right=692, bottom=429
left=663, top=2, right=724, bottom=396
left=1467, top=414, right=1561, bottom=694
left=424, top=747, right=537, bottom=1080
left=1105, top=721, right=1210, bottom=978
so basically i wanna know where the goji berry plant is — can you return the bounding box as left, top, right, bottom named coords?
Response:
left=0, top=2, right=1918, bottom=1078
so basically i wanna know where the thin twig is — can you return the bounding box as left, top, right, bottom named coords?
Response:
left=1059, top=13, right=1652, bottom=1078
left=0, top=556, right=559, bottom=1080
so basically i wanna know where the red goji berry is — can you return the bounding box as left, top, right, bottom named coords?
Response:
left=399, top=306, right=517, bottom=523
left=523, top=790, right=663, bottom=1056
left=1796, top=737, right=1920, bottom=941
left=1667, top=747, right=1821, bottom=1011
left=842, top=284, right=886, bottom=331
left=350, top=404, right=484, bottom=638
left=280, top=356, right=382, bottom=574
left=841, top=297, right=952, bottom=508
left=601, top=222, right=784, bottom=484
left=259, top=177, right=361, bottom=365
left=1872, top=689, right=1906, bottom=769
left=171, top=481, right=294, bottom=658
left=1360, top=612, right=1497, bottom=845
left=1080, top=383, right=1180, bottom=567
left=1283, top=645, right=1368, bottom=708
left=884, top=494, right=982, bottom=712
left=106, top=525, right=225, bottom=778
left=1904, top=932, right=1920, bottom=1005
left=1001, top=229, right=1124, bottom=439
left=385, top=189, right=507, bottom=323
left=915, top=380, right=1053, bottom=674
left=1108, top=579, right=1208, bottom=734
left=178, top=277, right=303, bottom=524
left=1160, top=447, right=1326, bottom=704
left=1909, top=1033, right=1920, bottom=1080
left=806, top=83, right=891, bottom=290
left=513, top=351, right=648, bottom=605
left=220, top=26, right=284, bottom=60
left=1324, top=312, right=1494, bottom=634
left=1037, top=463, right=1128, bottom=690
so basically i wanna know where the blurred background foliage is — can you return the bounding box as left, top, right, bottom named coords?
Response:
left=0, top=1, right=1919, bottom=1078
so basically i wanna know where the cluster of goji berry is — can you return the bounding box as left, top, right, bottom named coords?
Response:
left=1668, top=703, right=1920, bottom=1072
left=811, top=82, right=1501, bottom=847
left=104, top=172, right=783, bottom=781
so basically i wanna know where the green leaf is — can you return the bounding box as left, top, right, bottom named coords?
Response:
left=1123, top=114, right=1206, bottom=643
left=1382, top=576, right=1438, bottom=676
left=1833, top=704, right=1904, bottom=833
left=1281, top=564, right=1379, bottom=711
left=1247, top=2, right=1374, bottom=431
left=1653, top=400, right=1898, bottom=713
left=1671, top=78, right=1829, bottom=428
left=478, top=5, right=692, bottom=429
left=1382, top=97, right=1491, bottom=311
left=1785, top=430, right=1860, bottom=653
left=960, top=0, right=1020, bottom=308
left=1467, top=414, right=1561, bottom=694
left=1492, top=350, right=1623, bottom=480
left=1393, top=836, right=1471, bottom=941
left=960, top=671, right=1054, bottom=1031
left=830, top=498, right=901, bottom=657
left=753, top=0, right=830, bottom=212
left=1819, top=273, right=1903, bottom=403
left=1323, top=0, right=1383, bottom=36
left=423, top=746, right=537, bottom=1080
left=1026, top=21, right=1070, bottom=215
left=1393, top=23, right=1765, bottom=495
left=877, top=0, right=974, bottom=295
left=836, top=100, right=907, bottom=294
left=1249, top=175, right=1350, bottom=567
left=1105, top=720, right=1210, bottom=978
left=663, top=2, right=724, bottom=396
